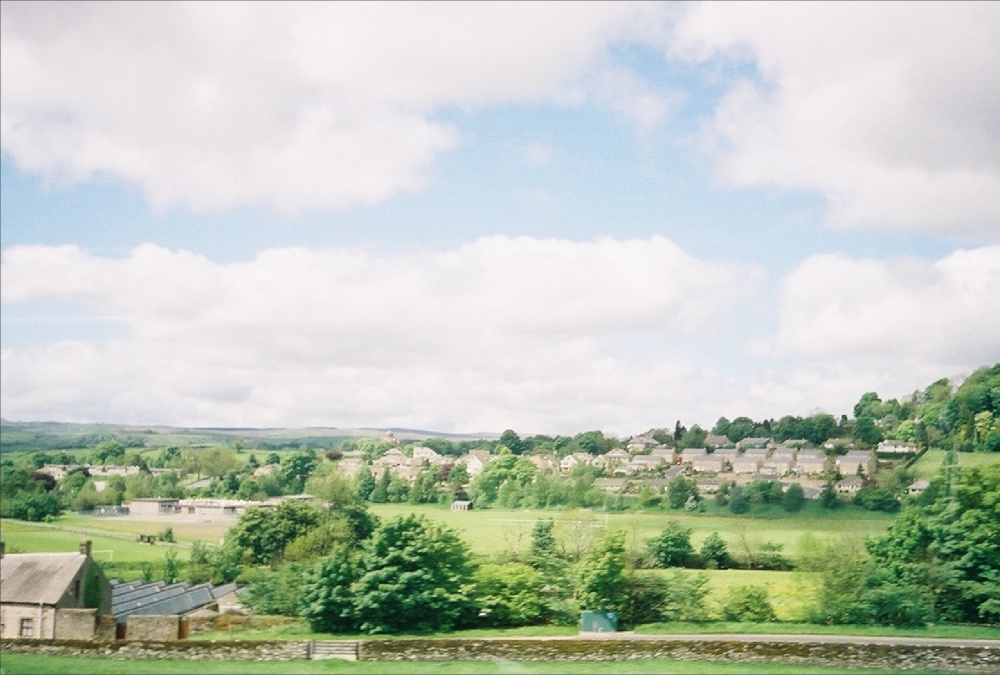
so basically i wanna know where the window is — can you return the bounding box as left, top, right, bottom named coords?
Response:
left=20, top=618, right=33, bottom=637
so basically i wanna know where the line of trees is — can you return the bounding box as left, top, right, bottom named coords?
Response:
left=177, top=462, right=996, bottom=632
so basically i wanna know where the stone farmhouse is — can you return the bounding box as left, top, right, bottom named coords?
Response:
left=0, top=540, right=112, bottom=640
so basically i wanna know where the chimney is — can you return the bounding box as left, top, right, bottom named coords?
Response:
left=80, top=540, right=92, bottom=557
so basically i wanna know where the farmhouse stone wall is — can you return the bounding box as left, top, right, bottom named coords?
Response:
left=2, top=636, right=998, bottom=672
left=125, top=615, right=180, bottom=641
left=53, top=609, right=97, bottom=640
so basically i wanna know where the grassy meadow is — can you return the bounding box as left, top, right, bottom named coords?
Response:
left=365, top=502, right=894, bottom=561
left=908, top=449, right=1000, bottom=480
left=1, top=501, right=892, bottom=610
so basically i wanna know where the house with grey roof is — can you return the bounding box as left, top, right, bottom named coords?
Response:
left=0, top=540, right=112, bottom=640
left=836, top=450, right=876, bottom=477
left=679, top=448, right=724, bottom=473
left=794, top=450, right=830, bottom=476
left=731, top=452, right=763, bottom=475
left=626, top=435, right=660, bottom=452
left=704, top=434, right=733, bottom=449
left=835, top=475, right=866, bottom=494
left=737, top=437, right=772, bottom=450
left=878, top=439, right=918, bottom=456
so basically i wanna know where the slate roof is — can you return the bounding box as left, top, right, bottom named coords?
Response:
left=0, top=552, right=87, bottom=605
left=109, top=578, right=238, bottom=621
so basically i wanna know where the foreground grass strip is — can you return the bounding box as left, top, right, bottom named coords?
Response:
left=0, top=654, right=957, bottom=675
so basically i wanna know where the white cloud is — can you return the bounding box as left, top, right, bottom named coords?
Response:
left=5, top=240, right=995, bottom=432
left=587, top=65, right=684, bottom=137
left=0, top=1, right=666, bottom=213
left=667, top=2, right=1000, bottom=238
left=760, top=246, right=1000, bottom=365
left=0, top=236, right=760, bottom=433
left=736, top=245, right=1000, bottom=416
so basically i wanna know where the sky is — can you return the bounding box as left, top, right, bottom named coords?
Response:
left=1, top=1, right=998, bottom=438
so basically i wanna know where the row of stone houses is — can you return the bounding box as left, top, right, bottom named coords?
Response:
left=332, top=438, right=884, bottom=487
left=675, top=446, right=877, bottom=478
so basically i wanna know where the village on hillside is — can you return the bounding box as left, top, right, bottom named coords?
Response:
left=33, top=433, right=926, bottom=522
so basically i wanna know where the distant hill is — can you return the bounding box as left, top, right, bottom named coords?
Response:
left=0, top=420, right=499, bottom=454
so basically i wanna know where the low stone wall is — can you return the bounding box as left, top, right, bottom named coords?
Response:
left=1, top=639, right=309, bottom=661
left=2, top=636, right=998, bottom=672
left=360, top=637, right=1000, bottom=672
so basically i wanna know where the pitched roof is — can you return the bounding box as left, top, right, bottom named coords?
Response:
left=0, top=552, right=87, bottom=605
left=110, top=579, right=239, bottom=620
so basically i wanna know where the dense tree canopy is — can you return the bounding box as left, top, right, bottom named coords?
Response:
left=351, top=514, right=475, bottom=634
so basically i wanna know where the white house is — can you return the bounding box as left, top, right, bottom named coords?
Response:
left=464, top=455, right=486, bottom=477
left=878, top=440, right=917, bottom=456
left=560, top=453, right=593, bottom=472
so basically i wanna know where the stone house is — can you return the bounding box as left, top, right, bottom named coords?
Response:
left=737, top=437, right=772, bottom=450
left=0, top=540, right=112, bottom=640
left=731, top=447, right=769, bottom=475
left=335, top=456, right=364, bottom=478
left=626, top=435, right=659, bottom=452
left=703, top=434, right=733, bottom=449
left=593, top=448, right=631, bottom=470
left=617, top=454, right=664, bottom=475
left=679, top=448, right=723, bottom=473
left=794, top=450, right=829, bottom=476
left=836, top=450, right=876, bottom=477
left=560, top=453, right=593, bottom=472
left=648, top=446, right=676, bottom=461
left=411, top=446, right=445, bottom=464
left=878, top=440, right=918, bottom=456
left=835, top=475, right=865, bottom=494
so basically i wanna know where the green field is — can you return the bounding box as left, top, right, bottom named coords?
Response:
left=0, top=653, right=969, bottom=675
left=2, top=501, right=895, bottom=563
left=909, top=450, right=1000, bottom=480
left=0, top=503, right=891, bottom=614
left=365, top=502, right=894, bottom=560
